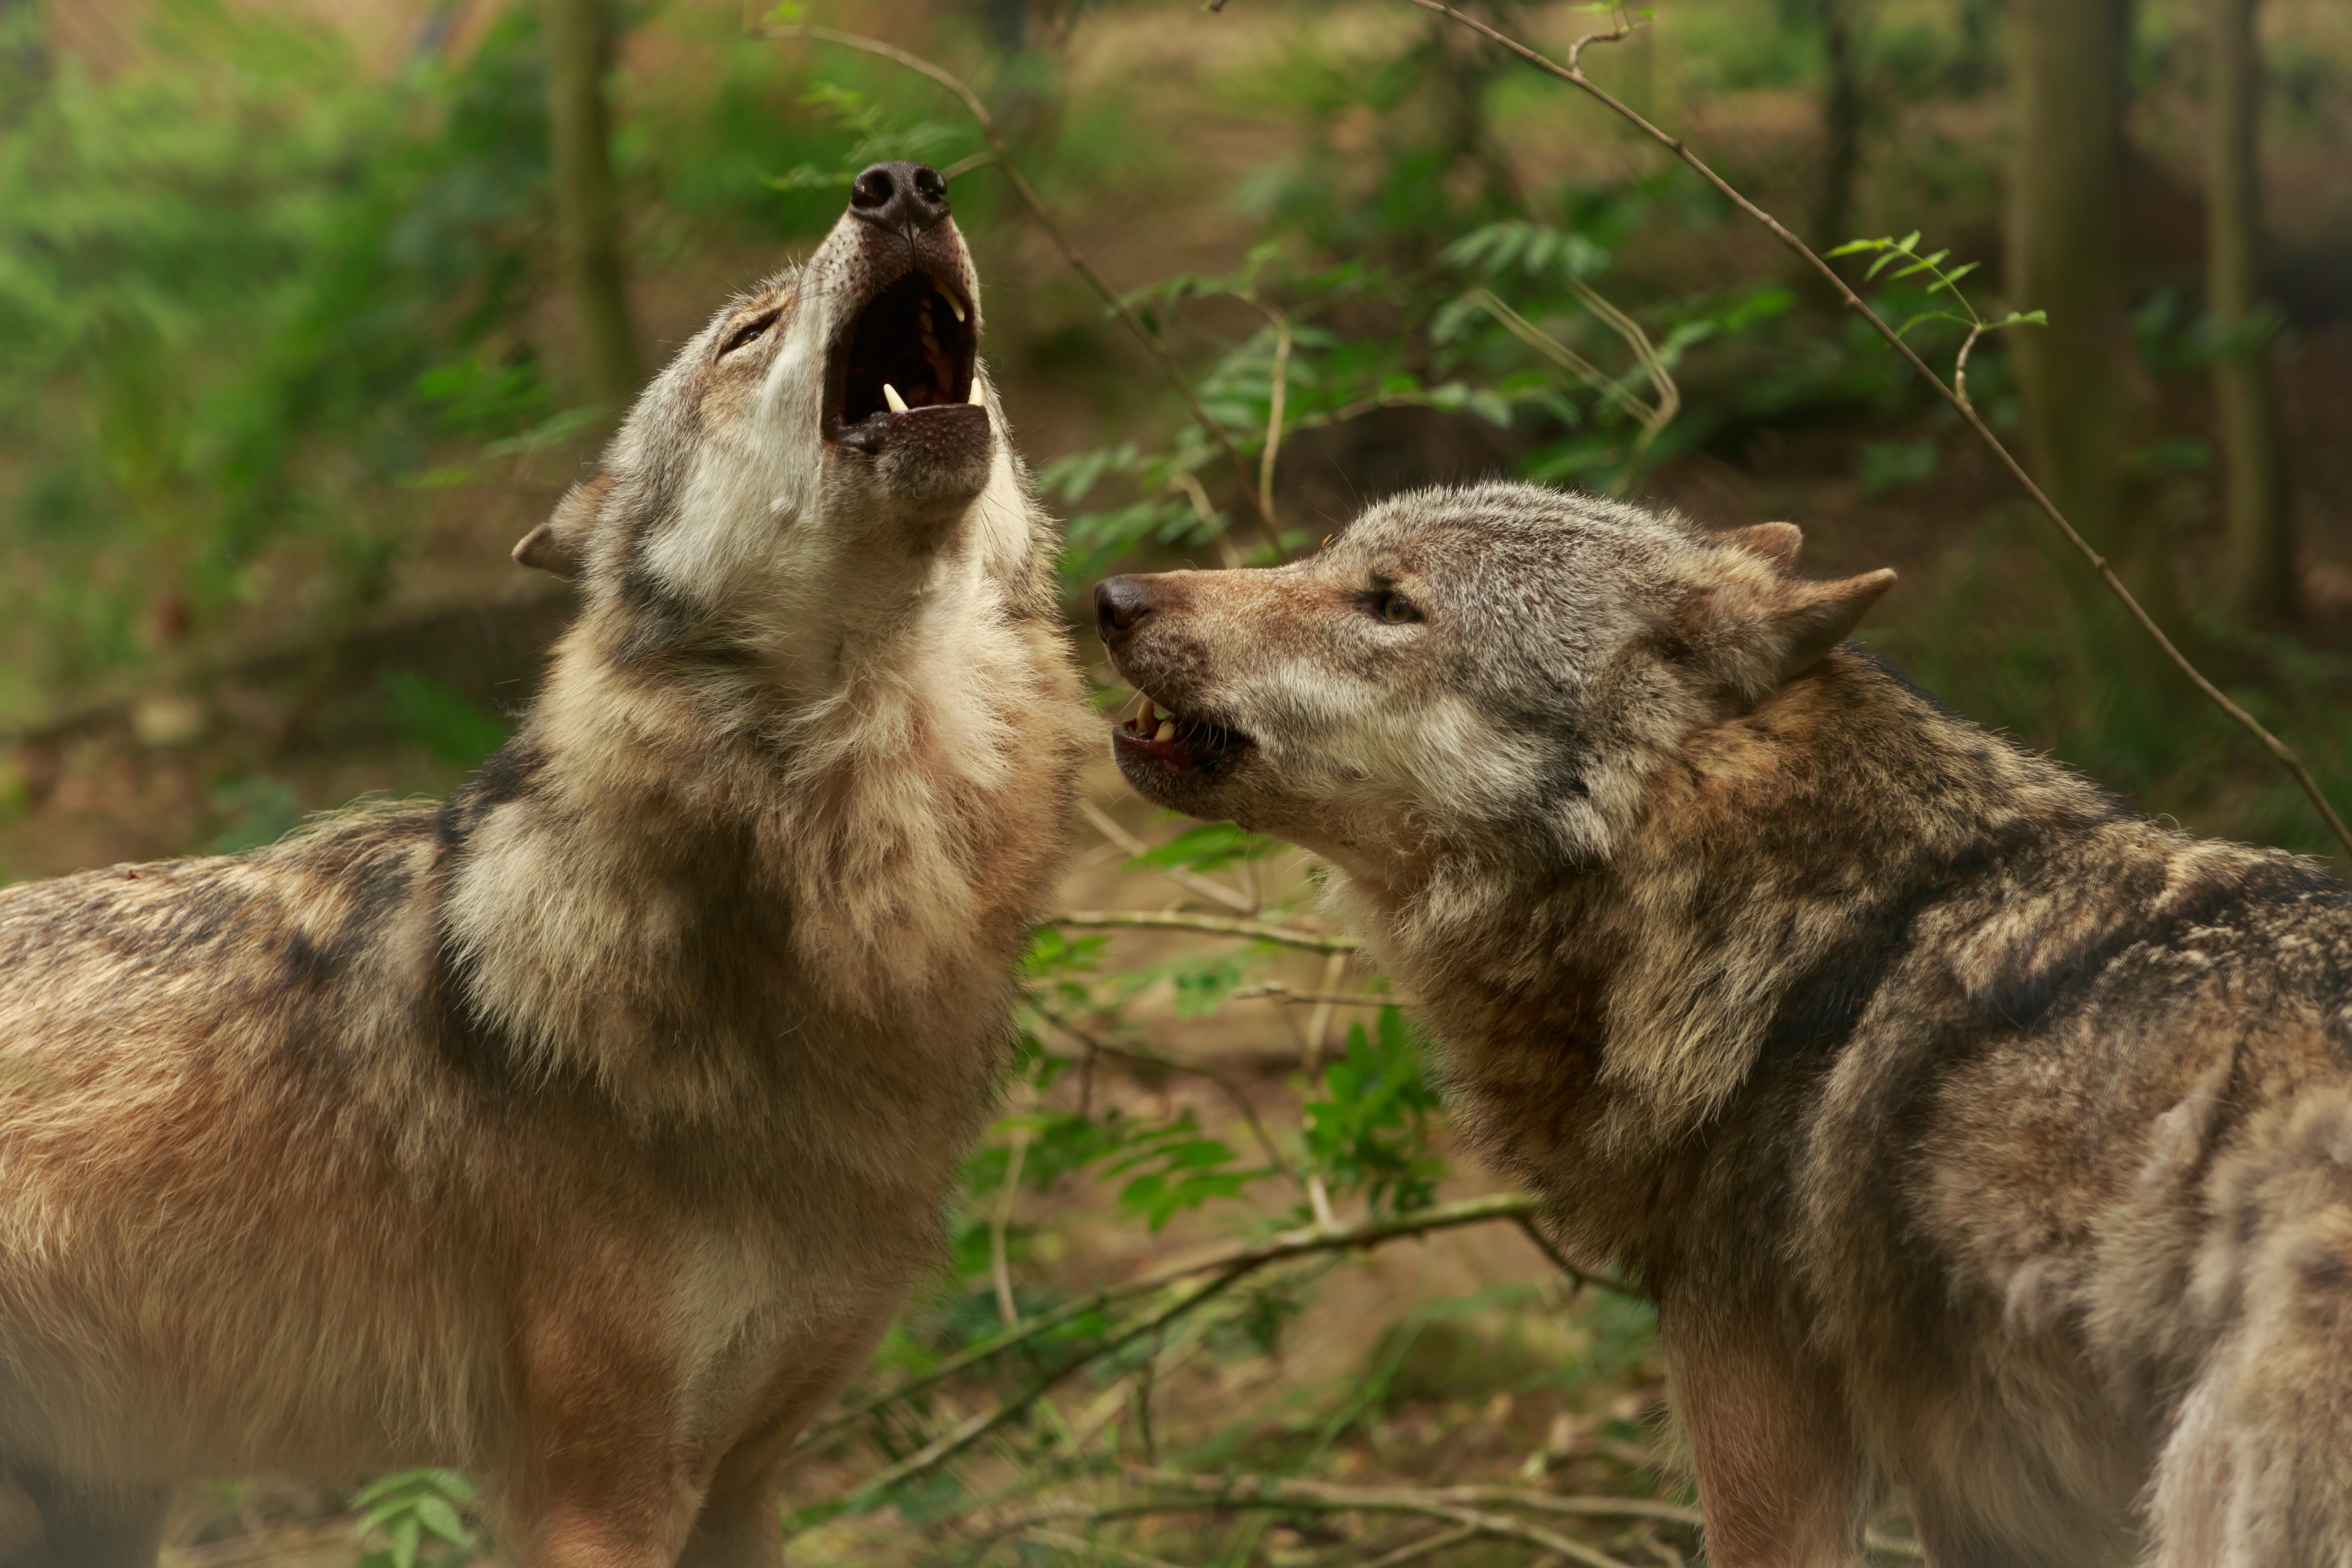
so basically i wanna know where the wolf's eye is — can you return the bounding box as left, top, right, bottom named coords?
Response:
left=1371, top=590, right=1420, bottom=625
left=717, top=307, right=783, bottom=360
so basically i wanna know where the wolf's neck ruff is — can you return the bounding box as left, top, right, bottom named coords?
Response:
left=433, top=175, right=1080, bottom=1130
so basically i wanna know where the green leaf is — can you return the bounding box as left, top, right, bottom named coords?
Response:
left=1127, top=820, right=1278, bottom=875
left=1865, top=251, right=1901, bottom=280
left=1824, top=238, right=1882, bottom=257
left=1896, top=229, right=1922, bottom=253
left=413, top=1496, right=467, bottom=1546
left=390, top=1515, right=421, bottom=1568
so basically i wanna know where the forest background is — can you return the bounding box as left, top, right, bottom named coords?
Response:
left=2, top=0, right=2350, bottom=1562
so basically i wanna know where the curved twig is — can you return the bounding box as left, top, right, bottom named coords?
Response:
left=1051, top=910, right=1359, bottom=953
left=998, top=1469, right=1653, bottom=1568
left=760, top=24, right=1284, bottom=555
left=1077, top=798, right=1257, bottom=915
left=796, top=1192, right=1623, bottom=1453
left=1033, top=1007, right=1299, bottom=1185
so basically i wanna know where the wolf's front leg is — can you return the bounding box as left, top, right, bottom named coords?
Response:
left=2, top=1465, right=169, bottom=1568
left=674, top=1317, right=901, bottom=1568
left=1661, top=1304, right=1864, bottom=1568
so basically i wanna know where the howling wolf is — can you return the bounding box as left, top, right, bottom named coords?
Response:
left=0, top=162, right=1085, bottom=1568
left=1096, top=479, right=2352, bottom=1566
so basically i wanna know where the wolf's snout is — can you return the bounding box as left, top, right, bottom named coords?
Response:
left=1095, top=576, right=1156, bottom=648
left=850, top=161, right=952, bottom=235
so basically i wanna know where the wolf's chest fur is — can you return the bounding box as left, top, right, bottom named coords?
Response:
left=0, top=595, right=1079, bottom=1480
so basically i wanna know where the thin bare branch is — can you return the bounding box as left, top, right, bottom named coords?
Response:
left=1241, top=293, right=1293, bottom=531
left=816, top=1266, right=1250, bottom=1519
left=1052, top=910, right=1359, bottom=953
left=1512, top=1214, right=1626, bottom=1298
left=760, top=24, right=1284, bottom=555
left=1034, top=1007, right=1298, bottom=1185
left=991, top=1123, right=1031, bottom=1328
left=1231, top=982, right=1415, bottom=1007
left=1361, top=1523, right=1481, bottom=1568
left=1389, top=0, right=2352, bottom=860
left=798, top=1192, right=1613, bottom=1452
left=1101, top=1469, right=1653, bottom=1568
left=1301, top=948, right=1350, bottom=1231
left=1078, top=798, right=1257, bottom=915
left=1019, top=1526, right=1190, bottom=1568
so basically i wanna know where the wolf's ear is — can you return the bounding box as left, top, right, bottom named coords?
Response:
left=1763, top=568, right=1897, bottom=679
left=1681, top=564, right=1896, bottom=700
left=1727, top=521, right=1803, bottom=570
left=512, top=473, right=610, bottom=579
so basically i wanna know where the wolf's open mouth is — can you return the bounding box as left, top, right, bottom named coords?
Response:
left=823, top=268, right=979, bottom=450
left=1112, top=693, right=1254, bottom=776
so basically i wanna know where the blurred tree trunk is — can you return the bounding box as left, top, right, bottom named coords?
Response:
left=544, top=0, right=641, bottom=422
left=1814, top=0, right=1864, bottom=251
left=2208, top=0, right=2293, bottom=622
left=2007, top=0, right=2181, bottom=633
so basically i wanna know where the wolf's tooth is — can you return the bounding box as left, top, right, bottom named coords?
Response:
left=1154, top=720, right=1176, bottom=743
left=1138, top=697, right=1157, bottom=728
left=967, top=378, right=985, bottom=406
left=883, top=383, right=909, bottom=414
left=945, top=292, right=966, bottom=323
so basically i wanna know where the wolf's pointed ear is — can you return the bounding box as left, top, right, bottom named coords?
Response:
left=1763, top=567, right=1897, bottom=680
left=1728, top=521, right=1803, bottom=570
left=512, top=473, right=610, bottom=579
left=1681, top=561, right=1896, bottom=701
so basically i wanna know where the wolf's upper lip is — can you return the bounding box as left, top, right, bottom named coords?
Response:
left=822, top=259, right=979, bottom=451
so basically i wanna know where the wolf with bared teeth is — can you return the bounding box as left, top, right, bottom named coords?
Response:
left=0, top=162, right=1085, bottom=1567
left=1097, top=480, right=2352, bottom=1566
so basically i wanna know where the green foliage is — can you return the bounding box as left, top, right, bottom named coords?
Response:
left=764, top=83, right=976, bottom=192
left=1303, top=1009, right=1443, bottom=1217
left=0, top=1, right=557, bottom=704
left=208, top=774, right=301, bottom=854
left=1126, top=821, right=1280, bottom=876
left=381, top=669, right=509, bottom=768
left=350, top=1469, right=477, bottom=1568
left=1824, top=230, right=2045, bottom=347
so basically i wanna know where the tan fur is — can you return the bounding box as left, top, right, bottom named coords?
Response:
left=0, top=168, right=1086, bottom=1567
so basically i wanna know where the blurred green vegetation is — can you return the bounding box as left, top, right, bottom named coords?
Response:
left=4, top=0, right=2351, bottom=1561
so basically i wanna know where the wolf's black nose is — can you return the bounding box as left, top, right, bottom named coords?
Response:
left=1095, top=577, right=1153, bottom=646
left=850, top=162, right=951, bottom=233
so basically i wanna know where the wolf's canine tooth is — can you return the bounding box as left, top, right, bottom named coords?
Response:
left=883, top=382, right=910, bottom=414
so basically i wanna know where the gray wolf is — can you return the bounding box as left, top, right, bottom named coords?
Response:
left=1095, top=479, right=2352, bottom=1566
left=0, top=161, right=1085, bottom=1568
